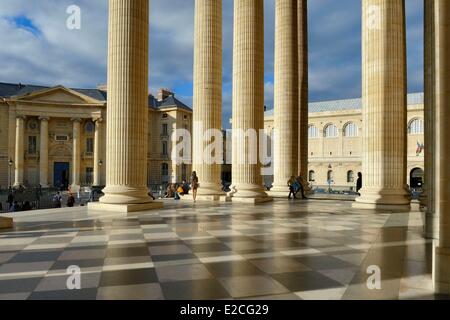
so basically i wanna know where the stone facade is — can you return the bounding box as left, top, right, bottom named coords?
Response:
left=264, top=93, right=425, bottom=190
left=0, top=83, right=192, bottom=189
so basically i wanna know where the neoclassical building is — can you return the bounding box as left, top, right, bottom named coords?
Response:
left=264, top=93, right=425, bottom=190
left=0, top=82, right=192, bottom=189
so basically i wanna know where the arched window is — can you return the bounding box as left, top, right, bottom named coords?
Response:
left=308, top=125, right=319, bottom=139
left=344, top=122, right=358, bottom=137
left=161, top=163, right=169, bottom=176
left=309, top=170, right=316, bottom=182
left=327, top=170, right=334, bottom=181
left=408, top=118, right=424, bottom=134
left=324, top=124, right=338, bottom=138
left=347, top=170, right=355, bottom=183
left=85, top=121, right=95, bottom=133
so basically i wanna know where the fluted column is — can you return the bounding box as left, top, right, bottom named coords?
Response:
left=433, top=0, right=450, bottom=295
left=90, top=0, right=162, bottom=212
left=270, top=0, right=299, bottom=196
left=93, top=118, right=103, bottom=186
left=192, top=0, right=224, bottom=199
left=39, top=117, right=49, bottom=187
left=424, top=0, right=438, bottom=239
left=71, top=118, right=81, bottom=189
left=231, top=0, right=271, bottom=203
left=298, top=0, right=309, bottom=179
left=353, top=0, right=410, bottom=211
left=13, top=116, right=25, bottom=187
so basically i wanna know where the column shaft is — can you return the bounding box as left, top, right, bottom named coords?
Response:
left=93, top=118, right=102, bottom=186
left=424, top=0, right=438, bottom=239
left=231, top=0, right=270, bottom=202
left=39, top=117, right=49, bottom=187
left=271, top=0, right=299, bottom=195
left=93, top=0, right=161, bottom=212
left=71, top=119, right=81, bottom=188
left=354, top=0, right=410, bottom=211
left=14, top=116, right=25, bottom=187
left=434, top=0, right=450, bottom=295
left=298, top=0, right=309, bottom=178
left=192, top=0, right=223, bottom=197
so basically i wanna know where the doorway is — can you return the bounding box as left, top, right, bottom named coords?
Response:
left=410, top=168, right=424, bottom=189
left=54, top=162, right=70, bottom=189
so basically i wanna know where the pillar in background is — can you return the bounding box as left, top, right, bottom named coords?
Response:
left=90, top=0, right=162, bottom=213
left=353, top=0, right=410, bottom=211
left=71, top=118, right=81, bottom=189
left=39, top=117, right=49, bottom=187
left=298, top=0, right=309, bottom=179
left=93, top=117, right=103, bottom=186
left=433, top=0, right=450, bottom=295
left=192, top=0, right=224, bottom=200
left=231, top=0, right=271, bottom=203
left=13, top=116, right=25, bottom=187
left=424, top=0, right=438, bottom=239
left=270, top=0, right=299, bottom=197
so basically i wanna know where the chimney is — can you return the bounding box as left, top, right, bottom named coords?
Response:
left=157, top=88, right=174, bottom=101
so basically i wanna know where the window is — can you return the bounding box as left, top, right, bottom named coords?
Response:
left=162, top=141, right=168, bottom=156
left=28, top=136, right=37, bottom=154
left=309, top=170, right=316, bottom=182
left=162, top=113, right=168, bottom=119
left=327, top=170, right=334, bottom=181
left=344, top=122, right=358, bottom=137
left=85, top=167, right=93, bottom=185
left=161, top=163, right=169, bottom=176
left=308, top=125, right=319, bottom=138
left=85, top=121, right=95, bottom=133
left=408, top=118, right=424, bottom=134
left=162, top=123, right=168, bottom=135
left=86, top=138, right=94, bottom=154
left=347, top=170, right=355, bottom=183
left=324, top=124, right=338, bottom=138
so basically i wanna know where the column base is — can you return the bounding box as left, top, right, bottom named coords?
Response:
left=88, top=201, right=163, bottom=214
left=352, top=188, right=411, bottom=212
left=0, top=217, right=13, bottom=229
left=433, top=245, right=450, bottom=295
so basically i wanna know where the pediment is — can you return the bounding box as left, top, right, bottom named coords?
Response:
left=14, top=86, right=101, bottom=105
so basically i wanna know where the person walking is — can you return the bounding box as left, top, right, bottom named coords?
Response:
left=190, top=171, right=199, bottom=203
left=53, top=192, right=62, bottom=208
left=287, top=176, right=297, bottom=199
left=7, top=192, right=14, bottom=211
left=295, top=173, right=307, bottom=199
left=67, top=193, right=75, bottom=207
left=356, top=172, right=363, bottom=195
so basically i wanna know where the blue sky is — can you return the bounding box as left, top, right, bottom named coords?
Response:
left=0, top=0, right=424, bottom=129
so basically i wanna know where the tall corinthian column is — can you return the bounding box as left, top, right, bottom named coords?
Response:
left=90, top=0, right=162, bottom=213
left=14, top=116, right=25, bottom=187
left=433, top=0, right=450, bottom=295
left=39, top=117, right=49, bottom=187
left=93, top=118, right=103, bottom=186
left=353, top=0, right=410, bottom=211
left=192, top=0, right=224, bottom=200
left=298, top=0, right=309, bottom=181
left=71, top=118, right=81, bottom=189
left=231, top=0, right=271, bottom=203
left=424, top=0, right=438, bottom=239
left=270, top=0, right=299, bottom=197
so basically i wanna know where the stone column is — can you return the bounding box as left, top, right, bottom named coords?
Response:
left=424, top=0, right=438, bottom=239
left=71, top=118, right=81, bottom=189
left=298, top=0, right=309, bottom=183
left=13, top=116, right=25, bottom=187
left=192, top=0, right=224, bottom=200
left=90, top=0, right=162, bottom=213
left=231, top=0, right=271, bottom=203
left=433, top=0, right=450, bottom=295
left=93, top=118, right=103, bottom=186
left=270, top=0, right=299, bottom=197
left=39, top=117, right=49, bottom=187
left=353, top=0, right=410, bottom=211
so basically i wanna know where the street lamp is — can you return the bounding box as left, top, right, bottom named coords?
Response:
left=8, top=158, right=13, bottom=189
left=98, top=160, right=103, bottom=167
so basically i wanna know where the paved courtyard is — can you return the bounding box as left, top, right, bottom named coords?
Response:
left=0, top=199, right=443, bottom=300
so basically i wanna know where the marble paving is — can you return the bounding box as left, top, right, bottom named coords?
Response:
left=0, top=199, right=445, bottom=300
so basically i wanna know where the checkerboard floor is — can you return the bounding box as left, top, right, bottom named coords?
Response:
left=0, top=199, right=445, bottom=300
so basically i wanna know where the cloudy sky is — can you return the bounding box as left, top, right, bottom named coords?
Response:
left=0, top=0, right=424, bottom=128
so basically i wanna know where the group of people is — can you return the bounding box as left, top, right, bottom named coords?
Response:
left=287, top=173, right=308, bottom=200
left=163, top=172, right=200, bottom=202
left=52, top=192, right=76, bottom=208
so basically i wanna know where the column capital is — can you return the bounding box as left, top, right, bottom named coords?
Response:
left=71, top=117, right=82, bottom=123
left=16, top=115, right=26, bottom=120
left=39, top=116, right=50, bottom=122
left=94, top=117, right=104, bottom=124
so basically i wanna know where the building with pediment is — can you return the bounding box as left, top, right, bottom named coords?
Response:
left=0, top=82, right=192, bottom=189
